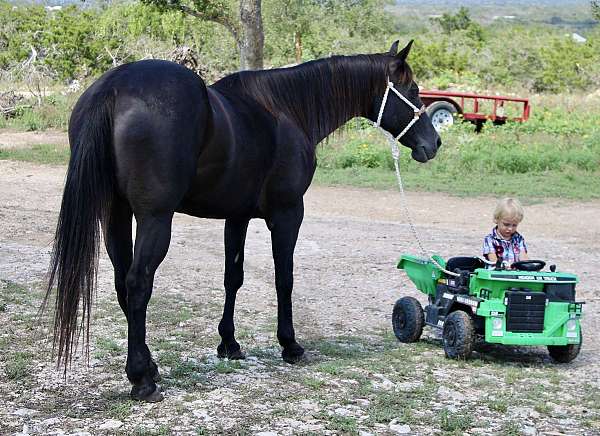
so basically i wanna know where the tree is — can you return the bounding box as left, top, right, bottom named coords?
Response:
left=432, top=6, right=484, bottom=43
left=263, top=0, right=394, bottom=66
left=592, top=1, right=600, bottom=20
left=142, top=0, right=264, bottom=70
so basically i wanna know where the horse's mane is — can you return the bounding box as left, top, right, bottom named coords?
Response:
left=219, top=54, right=413, bottom=144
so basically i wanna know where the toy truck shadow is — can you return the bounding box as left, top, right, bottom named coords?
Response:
left=392, top=255, right=583, bottom=363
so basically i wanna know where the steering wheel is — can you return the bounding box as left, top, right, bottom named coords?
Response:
left=511, top=260, right=546, bottom=272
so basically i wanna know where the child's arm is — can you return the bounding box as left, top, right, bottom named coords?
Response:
left=520, top=238, right=529, bottom=260
left=483, top=235, right=497, bottom=262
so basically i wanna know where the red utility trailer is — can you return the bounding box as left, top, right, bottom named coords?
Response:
left=419, top=90, right=530, bottom=131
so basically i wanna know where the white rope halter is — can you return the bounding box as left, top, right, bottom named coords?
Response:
left=373, top=81, right=460, bottom=277
left=374, top=81, right=426, bottom=142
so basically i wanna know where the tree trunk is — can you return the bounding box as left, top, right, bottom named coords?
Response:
left=294, top=31, right=302, bottom=64
left=239, top=0, right=264, bottom=70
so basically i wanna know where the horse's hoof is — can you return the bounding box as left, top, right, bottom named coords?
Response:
left=227, top=349, right=246, bottom=360
left=130, top=384, right=164, bottom=403
left=217, top=342, right=246, bottom=360
left=282, top=344, right=305, bottom=364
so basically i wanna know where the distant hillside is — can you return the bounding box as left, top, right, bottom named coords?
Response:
left=9, top=0, right=600, bottom=31
left=391, top=0, right=598, bottom=31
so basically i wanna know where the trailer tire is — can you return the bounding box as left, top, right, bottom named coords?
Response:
left=548, top=333, right=582, bottom=363
left=427, top=101, right=457, bottom=131
left=443, top=310, right=475, bottom=359
left=392, top=297, right=424, bottom=343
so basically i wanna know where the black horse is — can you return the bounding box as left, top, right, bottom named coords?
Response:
left=44, top=40, right=440, bottom=402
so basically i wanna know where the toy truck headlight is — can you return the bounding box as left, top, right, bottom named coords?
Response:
left=566, top=319, right=577, bottom=331
left=492, top=317, right=503, bottom=330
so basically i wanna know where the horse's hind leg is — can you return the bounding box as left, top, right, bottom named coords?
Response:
left=105, top=196, right=132, bottom=318
left=125, top=212, right=174, bottom=402
left=104, top=197, right=160, bottom=383
left=218, top=217, right=250, bottom=359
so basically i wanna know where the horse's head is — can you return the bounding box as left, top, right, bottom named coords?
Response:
left=372, top=40, right=441, bottom=163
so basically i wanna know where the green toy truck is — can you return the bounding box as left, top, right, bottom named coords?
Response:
left=392, top=255, right=583, bottom=362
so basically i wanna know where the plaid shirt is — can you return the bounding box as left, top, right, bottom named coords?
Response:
left=482, top=227, right=527, bottom=264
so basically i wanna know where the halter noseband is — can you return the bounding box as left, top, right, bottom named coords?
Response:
left=374, top=81, right=426, bottom=141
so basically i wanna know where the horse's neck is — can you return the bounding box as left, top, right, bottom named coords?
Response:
left=235, top=57, right=381, bottom=145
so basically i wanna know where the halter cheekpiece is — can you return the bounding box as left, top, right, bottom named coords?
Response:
left=374, top=81, right=426, bottom=141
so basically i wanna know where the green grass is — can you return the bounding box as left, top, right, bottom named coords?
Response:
left=316, top=111, right=600, bottom=200
left=94, top=337, right=124, bottom=357
left=0, top=143, right=70, bottom=165
left=314, top=165, right=600, bottom=199
left=4, top=351, right=34, bottom=380
left=487, top=398, right=509, bottom=413
left=438, top=409, right=474, bottom=433
left=322, top=414, right=359, bottom=434
left=301, top=376, right=326, bottom=390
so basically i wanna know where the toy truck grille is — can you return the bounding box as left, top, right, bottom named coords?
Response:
left=504, top=291, right=546, bottom=333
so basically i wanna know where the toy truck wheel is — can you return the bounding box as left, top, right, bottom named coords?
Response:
left=392, top=297, right=424, bottom=343
left=443, top=310, right=475, bottom=359
left=548, top=333, right=582, bottom=363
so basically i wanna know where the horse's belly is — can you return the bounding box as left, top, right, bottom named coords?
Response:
left=177, top=177, right=264, bottom=219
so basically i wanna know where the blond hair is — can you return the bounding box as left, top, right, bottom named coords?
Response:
left=493, top=197, right=524, bottom=222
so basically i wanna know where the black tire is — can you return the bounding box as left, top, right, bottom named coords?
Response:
left=443, top=310, right=475, bottom=359
left=426, top=101, right=457, bottom=131
left=392, top=297, right=424, bottom=343
left=548, top=333, right=582, bottom=363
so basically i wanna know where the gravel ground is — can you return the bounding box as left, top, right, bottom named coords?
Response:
left=0, top=156, right=598, bottom=436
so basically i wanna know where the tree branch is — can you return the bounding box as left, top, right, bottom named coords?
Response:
left=174, top=3, right=241, bottom=45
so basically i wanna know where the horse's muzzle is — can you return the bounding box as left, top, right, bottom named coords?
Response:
left=412, top=136, right=441, bottom=163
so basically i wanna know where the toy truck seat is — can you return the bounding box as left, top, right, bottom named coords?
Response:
left=441, top=257, right=487, bottom=294
left=445, top=256, right=486, bottom=273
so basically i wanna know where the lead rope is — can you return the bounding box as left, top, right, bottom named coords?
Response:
left=382, top=131, right=460, bottom=278
left=374, top=81, right=460, bottom=277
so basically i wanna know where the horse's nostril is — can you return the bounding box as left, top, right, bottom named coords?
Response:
left=436, top=137, right=442, bottom=148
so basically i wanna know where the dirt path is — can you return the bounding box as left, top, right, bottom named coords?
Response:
left=0, top=129, right=68, bottom=149
left=1, top=158, right=599, bottom=435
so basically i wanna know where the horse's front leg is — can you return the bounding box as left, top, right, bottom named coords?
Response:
left=217, top=217, right=250, bottom=359
left=125, top=212, right=174, bottom=402
left=269, top=201, right=305, bottom=363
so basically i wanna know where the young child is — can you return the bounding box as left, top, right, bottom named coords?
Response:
left=483, top=197, right=529, bottom=268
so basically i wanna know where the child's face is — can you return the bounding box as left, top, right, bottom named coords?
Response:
left=496, top=215, right=521, bottom=240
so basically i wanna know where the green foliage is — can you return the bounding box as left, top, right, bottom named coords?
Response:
left=0, top=2, right=46, bottom=68
left=264, top=0, right=394, bottom=65
left=316, top=95, right=600, bottom=199
left=432, top=6, right=485, bottom=44
left=592, top=1, right=600, bottom=20
left=43, top=6, right=114, bottom=81
left=1, top=1, right=599, bottom=93
left=318, top=138, right=393, bottom=170
left=3, top=94, right=73, bottom=131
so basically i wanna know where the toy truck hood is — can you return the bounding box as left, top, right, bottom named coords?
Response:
left=474, top=269, right=578, bottom=284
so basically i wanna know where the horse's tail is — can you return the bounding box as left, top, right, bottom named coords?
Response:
left=42, top=91, right=115, bottom=370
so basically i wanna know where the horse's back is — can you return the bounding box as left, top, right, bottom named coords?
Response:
left=71, top=60, right=211, bottom=214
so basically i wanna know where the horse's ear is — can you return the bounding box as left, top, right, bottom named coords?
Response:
left=396, top=40, right=414, bottom=62
left=388, top=40, right=400, bottom=55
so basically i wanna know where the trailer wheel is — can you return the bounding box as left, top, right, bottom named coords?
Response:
left=427, top=101, right=456, bottom=131
left=392, top=297, right=424, bottom=343
left=443, top=310, right=475, bottom=359
left=548, top=333, right=582, bottom=363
